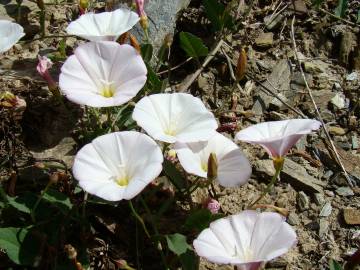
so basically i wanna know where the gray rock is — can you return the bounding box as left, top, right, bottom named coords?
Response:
left=255, top=32, right=274, bottom=48
left=346, top=71, right=358, bottom=81
left=319, top=202, right=332, bottom=217
left=287, top=212, right=300, bottom=226
left=118, top=0, right=190, bottom=51
left=281, top=158, right=324, bottom=193
left=264, top=13, right=284, bottom=30
left=30, top=137, right=76, bottom=168
left=254, top=159, right=275, bottom=179
left=297, top=191, right=310, bottom=211
left=352, top=135, right=359, bottom=150
left=303, top=60, right=327, bottom=74
left=330, top=93, right=346, bottom=110
left=252, top=60, right=291, bottom=114
left=322, top=170, right=334, bottom=181
left=336, top=187, right=354, bottom=196
left=319, top=219, right=329, bottom=238
left=295, top=136, right=307, bottom=151
left=314, top=193, right=325, bottom=205
left=269, top=93, right=288, bottom=111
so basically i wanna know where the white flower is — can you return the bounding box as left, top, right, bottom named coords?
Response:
left=132, top=93, right=218, bottom=143
left=174, top=132, right=251, bottom=187
left=235, top=119, right=321, bottom=158
left=0, top=20, right=25, bottom=53
left=59, top=42, right=147, bottom=107
left=73, top=131, right=163, bottom=201
left=66, top=8, right=139, bottom=41
left=193, top=210, right=297, bottom=270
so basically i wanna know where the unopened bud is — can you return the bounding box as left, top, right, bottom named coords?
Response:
left=163, top=34, right=173, bottom=48
left=235, top=47, right=247, bottom=81
left=140, top=15, right=148, bottom=31
left=204, top=198, right=220, bottom=214
left=79, top=0, right=88, bottom=11
left=129, top=34, right=141, bottom=54
left=207, top=153, right=218, bottom=180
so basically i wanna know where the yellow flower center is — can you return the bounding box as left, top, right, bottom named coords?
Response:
left=99, top=80, right=115, bottom=98
left=201, top=162, right=208, bottom=172
left=116, top=176, right=129, bottom=186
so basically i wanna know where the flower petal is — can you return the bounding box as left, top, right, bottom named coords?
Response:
left=132, top=93, right=218, bottom=143
left=0, top=20, right=25, bottom=53
left=235, top=119, right=321, bottom=157
left=73, top=131, right=163, bottom=201
left=66, top=8, right=139, bottom=41
left=59, top=42, right=147, bottom=107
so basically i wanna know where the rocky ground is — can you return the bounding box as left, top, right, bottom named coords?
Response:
left=0, top=0, right=360, bottom=269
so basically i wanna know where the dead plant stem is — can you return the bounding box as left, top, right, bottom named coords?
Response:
left=290, top=15, right=354, bottom=187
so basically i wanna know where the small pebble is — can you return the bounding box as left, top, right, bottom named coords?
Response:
left=319, top=202, right=332, bottom=217
left=336, top=187, right=354, bottom=196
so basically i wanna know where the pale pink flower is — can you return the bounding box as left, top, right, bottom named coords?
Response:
left=37, top=55, right=57, bottom=90
left=235, top=119, right=321, bottom=158
left=135, top=0, right=146, bottom=17
left=205, top=198, right=220, bottom=214
left=193, top=210, right=297, bottom=270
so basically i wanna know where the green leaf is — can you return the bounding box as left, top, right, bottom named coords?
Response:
left=334, top=0, right=348, bottom=18
left=0, top=227, right=39, bottom=265
left=180, top=250, right=199, bottom=270
left=329, top=259, right=343, bottom=270
left=312, top=0, right=325, bottom=8
left=203, top=0, right=233, bottom=31
left=166, top=233, right=191, bottom=256
left=184, top=208, right=225, bottom=232
left=147, top=65, right=165, bottom=94
left=7, top=192, right=37, bottom=214
left=179, top=32, right=208, bottom=59
left=43, top=188, right=72, bottom=213
left=141, top=43, right=153, bottom=63
left=163, top=159, right=186, bottom=190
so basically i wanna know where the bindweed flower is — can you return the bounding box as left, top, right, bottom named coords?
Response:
left=73, top=131, right=163, bottom=201
left=0, top=20, right=25, bottom=53
left=193, top=210, right=297, bottom=270
left=235, top=119, right=321, bottom=159
left=66, top=8, right=139, bottom=41
left=59, top=42, right=147, bottom=107
left=174, top=132, right=251, bottom=187
left=37, top=55, right=58, bottom=94
left=132, top=93, right=218, bottom=143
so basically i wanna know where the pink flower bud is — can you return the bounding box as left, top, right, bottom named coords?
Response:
left=205, top=198, right=220, bottom=214
left=135, top=0, right=146, bottom=17
left=36, top=55, right=58, bottom=94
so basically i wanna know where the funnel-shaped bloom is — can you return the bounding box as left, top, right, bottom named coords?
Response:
left=59, top=42, right=147, bottom=107
left=0, top=20, right=25, bottom=53
left=175, top=132, right=251, bottom=187
left=132, top=93, right=218, bottom=143
left=66, top=8, right=139, bottom=41
left=193, top=210, right=297, bottom=270
left=73, top=131, right=163, bottom=201
left=235, top=119, right=321, bottom=158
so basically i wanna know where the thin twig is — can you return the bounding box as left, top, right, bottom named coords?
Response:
left=178, top=39, right=224, bottom=92
left=157, top=57, right=193, bottom=75
left=290, top=16, right=354, bottom=188
left=319, top=8, right=357, bottom=27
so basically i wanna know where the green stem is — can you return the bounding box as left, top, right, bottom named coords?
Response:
left=31, top=181, right=52, bottom=223
left=129, top=200, right=150, bottom=238
left=248, top=165, right=282, bottom=208
left=139, top=196, right=169, bottom=270
left=106, top=108, right=113, bottom=132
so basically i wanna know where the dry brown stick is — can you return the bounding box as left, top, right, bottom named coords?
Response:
left=156, top=57, right=193, bottom=75
left=220, top=47, right=245, bottom=94
left=319, top=8, right=357, bottom=27
left=290, top=15, right=354, bottom=188
left=178, top=39, right=224, bottom=92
